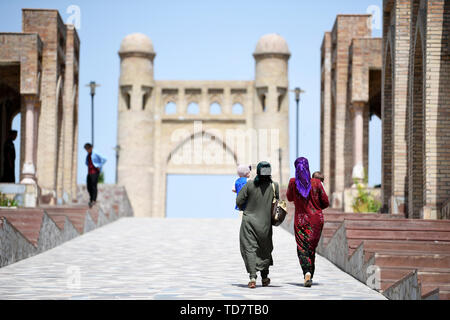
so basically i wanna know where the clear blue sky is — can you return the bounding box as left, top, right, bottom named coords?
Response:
left=2, top=0, right=382, bottom=217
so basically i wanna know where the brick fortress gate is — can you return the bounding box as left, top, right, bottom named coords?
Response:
left=116, top=33, right=292, bottom=217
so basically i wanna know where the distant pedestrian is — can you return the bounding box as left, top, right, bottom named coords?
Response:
left=84, top=143, right=107, bottom=208
left=286, top=157, right=329, bottom=287
left=312, top=171, right=324, bottom=183
left=312, top=171, right=325, bottom=188
left=1, top=130, right=17, bottom=183
left=236, top=161, right=278, bottom=288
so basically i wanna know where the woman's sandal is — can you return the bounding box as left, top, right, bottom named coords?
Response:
left=262, top=278, right=271, bottom=287
left=304, top=272, right=312, bottom=287
left=248, top=279, right=256, bottom=289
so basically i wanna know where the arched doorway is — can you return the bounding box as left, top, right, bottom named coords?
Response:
left=0, top=66, right=21, bottom=183
left=166, top=130, right=240, bottom=218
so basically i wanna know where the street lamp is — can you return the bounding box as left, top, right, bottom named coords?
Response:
left=113, top=145, right=121, bottom=184
left=85, top=81, right=101, bottom=146
left=290, top=87, right=305, bottom=158
left=278, top=148, right=282, bottom=186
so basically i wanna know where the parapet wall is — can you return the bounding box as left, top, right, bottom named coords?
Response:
left=0, top=184, right=133, bottom=268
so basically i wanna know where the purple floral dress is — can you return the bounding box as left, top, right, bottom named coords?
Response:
left=286, top=178, right=329, bottom=278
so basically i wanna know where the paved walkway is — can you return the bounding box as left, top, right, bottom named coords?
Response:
left=0, top=218, right=385, bottom=299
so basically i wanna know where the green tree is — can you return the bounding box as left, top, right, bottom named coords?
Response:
left=98, top=171, right=105, bottom=184
left=352, top=171, right=381, bottom=213
left=0, top=193, right=18, bottom=207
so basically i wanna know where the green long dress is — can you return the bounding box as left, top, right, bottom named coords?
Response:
left=236, top=179, right=279, bottom=278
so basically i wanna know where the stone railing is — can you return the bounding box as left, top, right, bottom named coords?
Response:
left=76, top=184, right=133, bottom=219
left=0, top=184, right=133, bottom=268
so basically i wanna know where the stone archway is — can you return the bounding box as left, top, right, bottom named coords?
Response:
left=164, top=129, right=240, bottom=217
left=167, top=130, right=238, bottom=168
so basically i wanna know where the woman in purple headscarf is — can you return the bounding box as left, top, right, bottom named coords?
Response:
left=286, top=157, right=329, bottom=287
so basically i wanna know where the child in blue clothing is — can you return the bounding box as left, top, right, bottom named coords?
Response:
left=232, top=164, right=251, bottom=212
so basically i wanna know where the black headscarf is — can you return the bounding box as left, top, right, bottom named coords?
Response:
left=253, top=161, right=272, bottom=186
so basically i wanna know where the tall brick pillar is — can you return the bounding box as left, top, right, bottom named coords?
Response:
left=320, top=32, right=332, bottom=196
left=328, top=15, right=371, bottom=209
left=22, top=9, right=67, bottom=202
left=420, top=0, right=450, bottom=219
left=382, top=0, right=411, bottom=215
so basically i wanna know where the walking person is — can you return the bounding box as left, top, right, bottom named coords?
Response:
left=286, top=157, right=329, bottom=287
left=236, top=161, right=279, bottom=288
left=84, top=143, right=107, bottom=208
left=1, top=130, right=17, bottom=183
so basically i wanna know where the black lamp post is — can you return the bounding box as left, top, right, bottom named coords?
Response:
left=291, top=87, right=305, bottom=158
left=113, top=145, right=120, bottom=184
left=86, top=81, right=101, bottom=146
left=278, top=148, right=282, bottom=186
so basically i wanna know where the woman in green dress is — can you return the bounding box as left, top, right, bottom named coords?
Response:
left=236, top=161, right=279, bottom=288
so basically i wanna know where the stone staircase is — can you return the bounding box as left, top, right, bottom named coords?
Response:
left=280, top=195, right=450, bottom=300
left=0, top=185, right=133, bottom=268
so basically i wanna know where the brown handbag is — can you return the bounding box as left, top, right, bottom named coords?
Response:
left=271, top=183, right=287, bottom=226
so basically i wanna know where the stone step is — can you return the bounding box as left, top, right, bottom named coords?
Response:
left=375, top=253, right=450, bottom=269
left=418, top=271, right=450, bottom=284
left=421, top=284, right=450, bottom=300
left=364, top=247, right=450, bottom=259
left=379, top=266, right=450, bottom=281
left=0, top=209, right=45, bottom=246
left=324, top=213, right=403, bottom=221
left=48, top=215, right=67, bottom=230
left=43, top=206, right=94, bottom=230
left=88, top=206, right=100, bottom=224
left=346, top=229, right=450, bottom=242
left=438, top=290, right=450, bottom=300
left=379, top=267, right=413, bottom=280
left=344, top=219, right=450, bottom=231
left=348, top=239, right=450, bottom=254
left=45, top=212, right=86, bottom=234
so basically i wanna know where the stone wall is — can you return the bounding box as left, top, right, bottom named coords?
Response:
left=383, top=0, right=450, bottom=219
left=0, top=184, right=133, bottom=268
left=76, top=184, right=134, bottom=219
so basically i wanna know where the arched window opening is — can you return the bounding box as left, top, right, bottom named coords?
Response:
left=232, top=103, right=244, bottom=115
left=187, top=102, right=199, bottom=114
left=142, top=86, right=152, bottom=110
left=260, top=94, right=266, bottom=112
left=209, top=102, right=221, bottom=115
left=165, top=102, right=177, bottom=115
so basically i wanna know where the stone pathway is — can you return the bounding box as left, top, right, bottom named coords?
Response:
left=0, top=218, right=386, bottom=299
